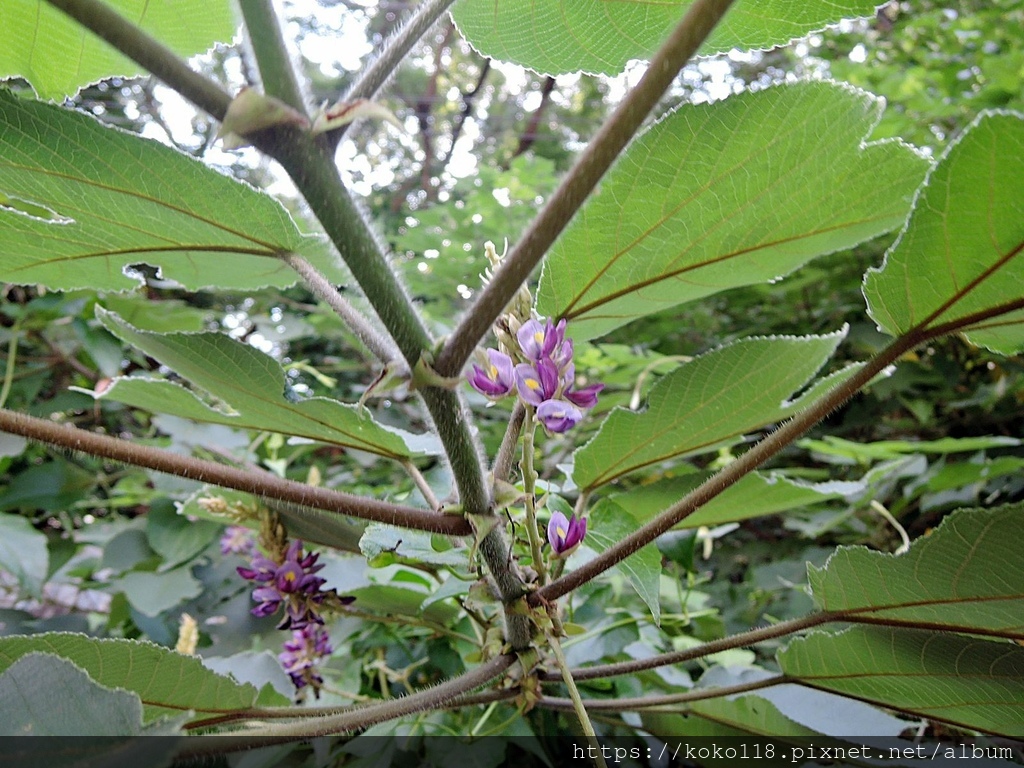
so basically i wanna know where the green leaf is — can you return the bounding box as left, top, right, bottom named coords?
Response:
left=0, top=0, right=235, bottom=100
left=642, top=695, right=820, bottom=738
left=0, top=653, right=184, bottom=740
left=0, top=92, right=339, bottom=293
left=112, top=567, right=203, bottom=618
left=809, top=503, right=1024, bottom=638
left=360, top=524, right=471, bottom=569
left=146, top=498, right=221, bottom=571
left=0, top=632, right=267, bottom=722
left=573, top=331, right=844, bottom=491
left=92, top=309, right=427, bottom=460
left=596, top=471, right=843, bottom=531
left=864, top=111, right=1024, bottom=354
left=587, top=503, right=663, bottom=624
left=452, top=0, right=878, bottom=76
left=0, top=513, right=49, bottom=597
left=0, top=458, right=95, bottom=512
left=800, top=434, right=1022, bottom=463
left=779, top=627, right=1024, bottom=738
left=537, top=82, right=930, bottom=341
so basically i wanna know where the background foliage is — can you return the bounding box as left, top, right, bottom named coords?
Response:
left=0, top=0, right=1021, bottom=763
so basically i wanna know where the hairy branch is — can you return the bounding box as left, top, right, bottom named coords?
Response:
left=539, top=675, right=787, bottom=712
left=535, top=297, right=1024, bottom=604
left=238, top=0, right=309, bottom=113
left=182, top=653, right=516, bottom=748
left=341, top=0, right=459, bottom=114
left=0, top=408, right=470, bottom=536
left=433, top=0, right=738, bottom=378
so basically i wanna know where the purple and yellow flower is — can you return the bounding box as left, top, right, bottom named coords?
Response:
left=548, top=511, right=587, bottom=557
left=279, top=624, right=332, bottom=697
left=466, top=315, right=603, bottom=433
left=537, top=399, right=583, bottom=434
left=469, top=349, right=515, bottom=399
left=237, top=540, right=329, bottom=629
left=517, top=318, right=566, bottom=362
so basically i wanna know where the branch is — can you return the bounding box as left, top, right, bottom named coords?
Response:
left=538, top=675, right=786, bottom=712
left=181, top=653, right=516, bottom=748
left=341, top=0, right=459, bottom=115
left=285, top=254, right=405, bottom=369
left=507, top=76, right=555, bottom=166
left=238, top=0, right=309, bottom=114
left=44, top=0, right=231, bottom=121
left=439, top=59, right=491, bottom=172
left=433, top=0, right=738, bottom=378
left=542, top=614, right=830, bottom=682
left=535, top=296, right=1024, bottom=604
left=0, top=408, right=471, bottom=536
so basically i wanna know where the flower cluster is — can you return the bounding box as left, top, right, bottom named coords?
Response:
left=469, top=317, right=603, bottom=433
left=219, top=525, right=255, bottom=556
left=279, top=624, right=333, bottom=698
left=548, top=511, right=587, bottom=557
left=237, top=540, right=330, bottom=630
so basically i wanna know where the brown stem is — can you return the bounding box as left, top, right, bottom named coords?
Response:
left=539, top=675, right=787, bottom=711
left=434, top=0, right=738, bottom=379
left=507, top=76, right=556, bottom=166
left=181, top=653, right=516, bottom=747
left=543, top=614, right=831, bottom=682
left=0, top=408, right=471, bottom=536
left=535, top=296, right=1024, bottom=605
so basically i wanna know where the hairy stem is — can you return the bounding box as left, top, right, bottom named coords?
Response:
left=535, top=297, right=1024, bottom=605
left=341, top=0, right=458, bottom=112
left=0, top=408, right=470, bottom=536
left=183, top=653, right=516, bottom=748
left=285, top=254, right=404, bottom=369
left=433, top=0, right=738, bottom=378
left=492, top=402, right=526, bottom=483
left=539, top=675, right=786, bottom=712
left=543, top=613, right=830, bottom=682
left=547, top=630, right=606, bottom=767
left=238, top=0, right=308, bottom=113
left=521, top=410, right=548, bottom=584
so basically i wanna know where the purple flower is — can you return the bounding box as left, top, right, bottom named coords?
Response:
left=469, top=315, right=602, bottom=432
left=279, top=624, right=333, bottom=696
left=565, top=381, right=604, bottom=410
left=468, top=349, right=515, bottom=399
left=220, top=525, right=255, bottom=556
left=517, top=318, right=565, bottom=362
left=515, top=358, right=560, bottom=406
left=237, top=540, right=329, bottom=629
left=548, top=511, right=587, bottom=557
left=537, top=399, right=583, bottom=434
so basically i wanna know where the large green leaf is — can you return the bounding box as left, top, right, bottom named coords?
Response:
left=809, top=503, right=1024, bottom=639
left=92, top=309, right=428, bottom=460
left=537, top=82, right=930, bottom=341
left=452, top=0, right=877, bottom=76
left=779, top=627, right=1024, bottom=738
left=864, top=111, right=1024, bottom=354
left=642, top=696, right=820, bottom=738
left=0, top=92, right=339, bottom=292
left=0, top=633, right=288, bottom=722
left=0, top=0, right=235, bottom=100
left=594, top=471, right=843, bottom=531
left=0, top=653, right=184, bottom=741
left=573, top=331, right=844, bottom=491
left=587, top=502, right=663, bottom=624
